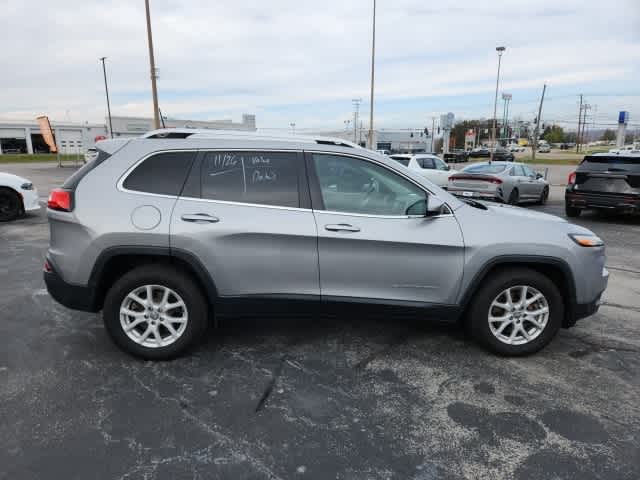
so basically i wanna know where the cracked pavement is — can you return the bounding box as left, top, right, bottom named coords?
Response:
left=1, top=163, right=639, bottom=479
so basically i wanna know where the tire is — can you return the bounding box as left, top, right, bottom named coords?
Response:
left=0, top=187, right=22, bottom=222
left=565, top=204, right=581, bottom=217
left=103, top=264, right=209, bottom=360
left=466, top=268, right=563, bottom=356
left=537, top=187, right=549, bottom=205
left=508, top=188, right=519, bottom=205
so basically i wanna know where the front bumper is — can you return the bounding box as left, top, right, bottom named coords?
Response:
left=566, top=191, right=640, bottom=212
left=44, top=258, right=99, bottom=312
left=21, top=188, right=41, bottom=212
left=567, top=267, right=609, bottom=326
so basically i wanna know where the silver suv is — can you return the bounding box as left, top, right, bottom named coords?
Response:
left=44, top=130, right=609, bottom=359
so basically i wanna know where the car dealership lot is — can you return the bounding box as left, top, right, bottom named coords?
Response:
left=1, top=163, right=639, bottom=479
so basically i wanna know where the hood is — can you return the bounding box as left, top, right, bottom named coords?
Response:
left=482, top=202, right=566, bottom=223
left=0, top=172, right=31, bottom=186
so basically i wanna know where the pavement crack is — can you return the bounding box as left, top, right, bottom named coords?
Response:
left=606, top=265, right=640, bottom=275
left=353, top=333, right=410, bottom=370
left=601, top=301, right=640, bottom=314
left=255, top=355, right=287, bottom=413
left=568, top=333, right=640, bottom=357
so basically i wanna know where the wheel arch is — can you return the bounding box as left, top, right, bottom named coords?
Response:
left=459, top=256, right=577, bottom=328
left=0, top=185, right=24, bottom=213
left=89, top=246, right=218, bottom=311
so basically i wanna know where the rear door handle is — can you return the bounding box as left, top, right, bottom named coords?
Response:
left=325, top=223, right=360, bottom=232
left=181, top=213, right=219, bottom=223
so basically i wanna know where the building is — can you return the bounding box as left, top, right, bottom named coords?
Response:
left=316, top=128, right=433, bottom=153
left=109, top=114, right=257, bottom=138
left=0, top=120, right=107, bottom=154
left=0, top=113, right=257, bottom=154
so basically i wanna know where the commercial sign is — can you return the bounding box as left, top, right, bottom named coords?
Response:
left=36, top=115, right=58, bottom=153
left=618, top=111, right=629, bottom=125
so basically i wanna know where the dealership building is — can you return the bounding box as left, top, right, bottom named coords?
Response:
left=317, top=128, right=434, bottom=153
left=0, top=114, right=257, bottom=154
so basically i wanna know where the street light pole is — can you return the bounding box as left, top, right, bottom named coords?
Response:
left=290, top=123, right=296, bottom=135
left=145, top=0, right=160, bottom=130
left=490, top=46, right=506, bottom=163
left=99, top=57, right=114, bottom=138
left=367, top=0, right=376, bottom=150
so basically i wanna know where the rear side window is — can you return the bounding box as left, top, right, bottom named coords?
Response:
left=390, top=156, right=410, bottom=166
left=418, top=158, right=435, bottom=169
left=200, top=151, right=300, bottom=208
left=510, top=165, right=525, bottom=176
left=123, top=151, right=196, bottom=196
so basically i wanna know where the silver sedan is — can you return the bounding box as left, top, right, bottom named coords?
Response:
left=447, top=161, right=549, bottom=205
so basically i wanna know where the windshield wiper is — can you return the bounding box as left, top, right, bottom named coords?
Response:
left=461, top=198, right=488, bottom=210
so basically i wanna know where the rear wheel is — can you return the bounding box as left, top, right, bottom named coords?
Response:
left=466, top=268, right=563, bottom=356
left=103, top=265, right=208, bottom=360
left=0, top=187, right=22, bottom=222
left=508, top=188, right=520, bottom=205
left=565, top=204, right=581, bottom=217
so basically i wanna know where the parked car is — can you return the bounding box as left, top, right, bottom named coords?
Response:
left=0, top=172, right=40, bottom=221
left=444, top=149, right=469, bottom=163
left=2, top=147, right=22, bottom=154
left=44, top=130, right=607, bottom=359
left=447, top=161, right=549, bottom=205
left=608, top=145, right=640, bottom=155
left=538, top=144, right=551, bottom=153
left=389, top=153, right=457, bottom=188
left=469, top=147, right=491, bottom=158
left=508, top=144, right=525, bottom=152
left=493, top=147, right=515, bottom=162
left=565, top=153, right=640, bottom=217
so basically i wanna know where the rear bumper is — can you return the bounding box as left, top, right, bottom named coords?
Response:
left=44, top=258, right=99, bottom=312
left=565, top=190, right=640, bottom=211
left=447, top=188, right=501, bottom=202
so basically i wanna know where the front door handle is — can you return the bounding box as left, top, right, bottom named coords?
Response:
left=181, top=213, right=219, bottom=223
left=325, top=223, right=360, bottom=232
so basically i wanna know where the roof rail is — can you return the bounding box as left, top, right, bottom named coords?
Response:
left=140, top=128, right=361, bottom=149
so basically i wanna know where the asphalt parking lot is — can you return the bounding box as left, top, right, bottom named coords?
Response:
left=1, top=162, right=639, bottom=479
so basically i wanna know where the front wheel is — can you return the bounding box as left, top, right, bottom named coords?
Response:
left=537, top=187, right=549, bottom=205
left=508, top=188, right=520, bottom=205
left=466, top=268, right=563, bottom=356
left=103, top=265, right=208, bottom=360
left=0, top=188, right=22, bottom=222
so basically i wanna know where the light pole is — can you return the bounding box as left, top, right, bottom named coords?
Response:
left=290, top=123, right=296, bottom=135
left=352, top=98, right=361, bottom=144
left=490, top=46, right=506, bottom=162
left=99, top=57, right=114, bottom=138
left=367, top=0, right=376, bottom=150
left=145, top=0, right=160, bottom=130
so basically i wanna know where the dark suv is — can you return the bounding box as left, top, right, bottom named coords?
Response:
left=565, top=153, right=640, bottom=216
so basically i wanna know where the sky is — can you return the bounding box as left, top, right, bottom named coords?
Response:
left=1, top=0, right=639, bottom=132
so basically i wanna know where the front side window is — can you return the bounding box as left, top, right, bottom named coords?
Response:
left=200, top=151, right=300, bottom=208
left=123, top=151, right=195, bottom=195
left=510, top=165, right=525, bottom=177
left=433, top=158, right=449, bottom=171
left=312, top=154, right=426, bottom=216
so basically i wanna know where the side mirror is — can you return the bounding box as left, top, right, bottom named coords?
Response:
left=426, top=196, right=446, bottom=216
left=536, top=173, right=543, bottom=179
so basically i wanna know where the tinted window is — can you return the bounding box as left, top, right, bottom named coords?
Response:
left=312, top=154, right=426, bottom=216
left=463, top=164, right=507, bottom=174
left=201, top=151, right=299, bottom=208
left=390, top=156, right=410, bottom=166
left=418, top=158, right=435, bottom=169
left=123, top=151, right=195, bottom=195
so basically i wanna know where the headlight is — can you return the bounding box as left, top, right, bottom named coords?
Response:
left=569, top=234, right=604, bottom=247
left=20, top=182, right=33, bottom=190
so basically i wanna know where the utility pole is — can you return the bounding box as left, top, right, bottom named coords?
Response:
left=99, top=57, right=113, bottom=138
left=352, top=98, right=361, bottom=144
left=490, top=46, right=506, bottom=162
left=580, top=104, right=591, bottom=150
left=367, top=0, right=376, bottom=149
left=531, top=83, right=547, bottom=164
left=145, top=0, right=160, bottom=130
left=430, top=117, right=436, bottom=152
left=290, top=122, right=296, bottom=135
left=576, top=94, right=583, bottom=153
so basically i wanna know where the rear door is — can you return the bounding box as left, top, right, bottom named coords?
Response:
left=170, top=149, right=320, bottom=302
left=307, top=152, right=464, bottom=305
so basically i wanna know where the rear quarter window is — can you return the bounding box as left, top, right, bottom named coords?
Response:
left=123, top=151, right=196, bottom=196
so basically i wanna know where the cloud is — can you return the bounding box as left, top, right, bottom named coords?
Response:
left=1, top=0, right=638, bottom=130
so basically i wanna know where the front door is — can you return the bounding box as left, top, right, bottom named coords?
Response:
left=307, top=152, right=464, bottom=306
left=171, top=150, right=319, bottom=303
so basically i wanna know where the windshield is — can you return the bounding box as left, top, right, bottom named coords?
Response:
left=462, top=164, right=508, bottom=174
left=390, top=157, right=410, bottom=167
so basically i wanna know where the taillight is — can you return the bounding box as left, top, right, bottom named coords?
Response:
left=568, top=171, right=576, bottom=185
left=43, top=260, right=53, bottom=273
left=48, top=189, right=72, bottom=211
left=488, top=178, right=503, bottom=184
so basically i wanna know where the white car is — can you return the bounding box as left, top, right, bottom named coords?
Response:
left=0, top=172, right=40, bottom=221
left=389, top=154, right=457, bottom=187
left=508, top=144, right=525, bottom=152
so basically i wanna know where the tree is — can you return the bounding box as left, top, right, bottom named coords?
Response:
left=541, top=125, right=565, bottom=143
left=600, top=129, right=616, bottom=142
